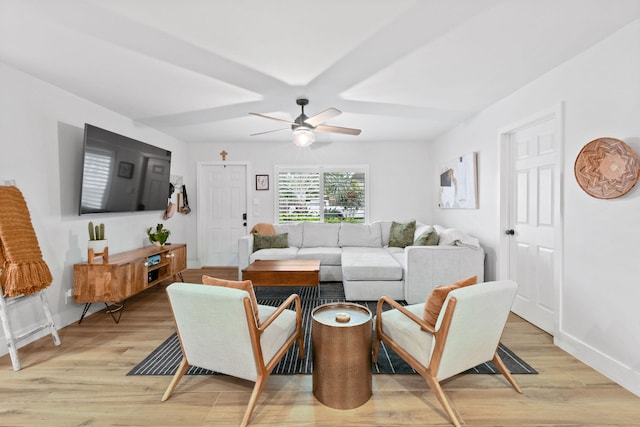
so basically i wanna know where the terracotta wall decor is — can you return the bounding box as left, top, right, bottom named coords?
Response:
left=574, top=137, right=640, bottom=199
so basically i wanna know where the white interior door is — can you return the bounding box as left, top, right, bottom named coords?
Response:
left=197, top=163, right=248, bottom=266
left=504, top=113, right=561, bottom=335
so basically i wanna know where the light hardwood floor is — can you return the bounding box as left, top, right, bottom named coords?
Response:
left=1, top=267, right=639, bottom=426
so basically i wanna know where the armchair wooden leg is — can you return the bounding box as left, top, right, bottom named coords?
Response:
left=297, top=331, right=305, bottom=359
left=161, top=357, right=189, bottom=401
left=492, top=352, right=523, bottom=394
left=424, top=374, right=461, bottom=427
left=241, top=374, right=267, bottom=427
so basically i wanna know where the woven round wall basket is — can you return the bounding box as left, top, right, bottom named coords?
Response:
left=574, top=137, right=640, bottom=199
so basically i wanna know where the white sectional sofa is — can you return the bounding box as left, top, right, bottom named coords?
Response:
left=238, top=221, right=485, bottom=304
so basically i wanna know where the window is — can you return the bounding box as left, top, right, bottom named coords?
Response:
left=276, top=166, right=368, bottom=223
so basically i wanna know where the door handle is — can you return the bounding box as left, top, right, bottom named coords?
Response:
left=505, top=229, right=515, bottom=236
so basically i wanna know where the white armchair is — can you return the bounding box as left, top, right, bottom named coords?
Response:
left=161, top=282, right=304, bottom=427
left=373, top=280, right=522, bottom=427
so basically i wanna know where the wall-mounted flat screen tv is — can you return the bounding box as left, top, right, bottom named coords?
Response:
left=79, top=124, right=172, bottom=215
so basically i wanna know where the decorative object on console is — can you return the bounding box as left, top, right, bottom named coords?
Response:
left=438, top=152, right=478, bottom=209
left=87, top=221, right=107, bottom=264
left=574, top=137, right=640, bottom=199
left=147, top=223, right=171, bottom=246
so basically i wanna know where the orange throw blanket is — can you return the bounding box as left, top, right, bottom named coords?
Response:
left=249, top=223, right=276, bottom=235
left=0, top=186, right=52, bottom=297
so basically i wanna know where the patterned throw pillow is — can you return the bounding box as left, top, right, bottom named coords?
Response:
left=252, top=232, right=289, bottom=252
left=423, top=276, right=478, bottom=329
left=388, top=220, right=416, bottom=248
left=202, top=275, right=260, bottom=326
left=414, top=226, right=439, bottom=246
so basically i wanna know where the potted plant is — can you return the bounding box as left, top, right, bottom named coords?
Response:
left=87, top=221, right=107, bottom=254
left=147, top=223, right=171, bottom=246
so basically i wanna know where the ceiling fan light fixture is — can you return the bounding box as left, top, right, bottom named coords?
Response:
left=292, top=126, right=315, bottom=147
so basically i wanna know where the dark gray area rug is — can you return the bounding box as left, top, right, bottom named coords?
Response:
left=128, top=283, right=537, bottom=376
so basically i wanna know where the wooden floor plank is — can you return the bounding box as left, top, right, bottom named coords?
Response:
left=1, top=267, right=639, bottom=426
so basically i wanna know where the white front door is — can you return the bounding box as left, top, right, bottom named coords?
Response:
left=197, top=162, right=248, bottom=266
left=502, top=111, right=562, bottom=335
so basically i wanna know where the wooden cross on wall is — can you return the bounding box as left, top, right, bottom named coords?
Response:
left=220, top=150, right=228, bottom=161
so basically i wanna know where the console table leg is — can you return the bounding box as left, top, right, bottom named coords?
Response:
left=105, top=301, right=126, bottom=324
left=78, top=303, right=92, bottom=324
left=78, top=301, right=126, bottom=324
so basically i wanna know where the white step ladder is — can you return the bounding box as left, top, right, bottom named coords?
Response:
left=0, top=288, right=61, bottom=371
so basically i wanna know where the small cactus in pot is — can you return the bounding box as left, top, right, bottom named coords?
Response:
left=88, top=221, right=105, bottom=241
left=87, top=221, right=107, bottom=255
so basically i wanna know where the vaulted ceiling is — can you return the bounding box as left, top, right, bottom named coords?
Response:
left=1, top=0, right=639, bottom=144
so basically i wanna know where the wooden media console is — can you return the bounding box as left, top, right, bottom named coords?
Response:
left=73, top=243, right=186, bottom=323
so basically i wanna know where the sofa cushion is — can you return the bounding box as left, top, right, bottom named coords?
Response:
left=296, top=247, right=342, bottom=265
left=389, top=220, right=416, bottom=248
left=302, top=222, right=340, bottom=247
left=202, top=276, right=260, bottom=326
left=423, top=275, right=478, bottom=329
left=414, top=226, right=439, bottom=246
left=338, top=222, right=382, bottom=247
left=341, top=247, right=403, bottom=281
left=273, top=222, right=304, bottom=248
left=374, top=220, right=394, bottom=246
left=388, top=248, right=405, bottom=270
left=252, top=233, right=289, bottom=252
left=250, top=247, right=299, bottom=263
left=413, top=222, right=430, bottom=240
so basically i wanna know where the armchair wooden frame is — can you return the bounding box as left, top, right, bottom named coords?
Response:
left=162, top=293, right=304, bottom=427
left=373, top=295, right=522, bottom=427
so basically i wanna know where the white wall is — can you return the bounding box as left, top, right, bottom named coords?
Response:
left=0, top=59, right=433, bottom=357
left=0, top=62, right=189, bottom=356
left=186, top=140, right=433, bottom=265
left=428, top=20, right=640, bottom=396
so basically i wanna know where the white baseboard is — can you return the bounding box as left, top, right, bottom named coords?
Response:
left=554, top=330, right=640, bottom=397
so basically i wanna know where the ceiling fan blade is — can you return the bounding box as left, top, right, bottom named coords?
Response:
left=304, top=108, right=341, bottom=127
left=250, top=128, right=290, bottom=136
left=315, top=124, right=361, bottom=135
left=249, top=112, right=296, bottom=126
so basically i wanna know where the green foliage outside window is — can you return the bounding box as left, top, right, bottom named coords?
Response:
left=277, top=168, right=366, bottom=223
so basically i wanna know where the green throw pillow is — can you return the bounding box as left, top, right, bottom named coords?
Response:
left=253, top=233, right=289, bottom=252
left=388, top=221, right=416, bottom=248
left=414, top=227, right=440, bottom=246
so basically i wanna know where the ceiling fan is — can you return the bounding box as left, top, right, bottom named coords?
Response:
left=249, top=98, right=361, bottom=146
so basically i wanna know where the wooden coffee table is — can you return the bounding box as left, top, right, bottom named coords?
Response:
left=242, top=259, right=320, bottom=290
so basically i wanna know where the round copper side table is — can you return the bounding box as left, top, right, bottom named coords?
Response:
left=311, top=302, right=372, bottom=409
